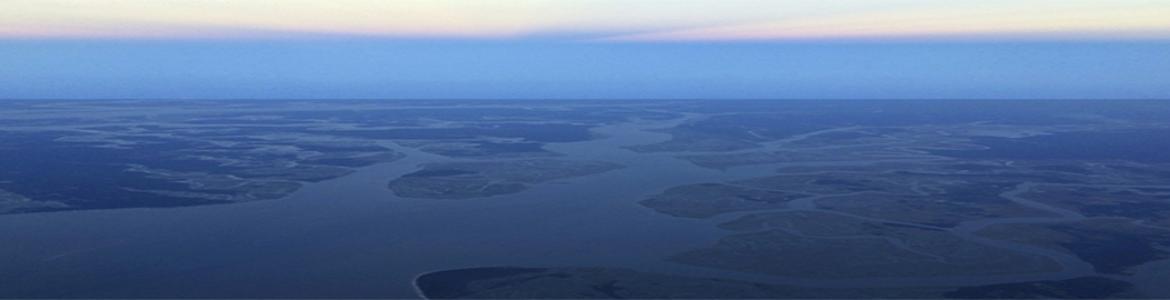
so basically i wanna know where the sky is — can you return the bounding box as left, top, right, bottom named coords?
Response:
left=2, top=0, right=1170, bottom=99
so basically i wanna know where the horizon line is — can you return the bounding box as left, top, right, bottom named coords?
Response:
left=4, top=98, right=1168, bottom=101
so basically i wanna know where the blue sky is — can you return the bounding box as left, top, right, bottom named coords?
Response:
left=2, top=1, right=1170, bottom=99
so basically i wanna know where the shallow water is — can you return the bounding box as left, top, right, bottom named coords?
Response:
left=0, top=116, right=1114, bottom=298
left=3, top=100, right=1170, bottom=298
left=0, top=117, right=733, bottom=297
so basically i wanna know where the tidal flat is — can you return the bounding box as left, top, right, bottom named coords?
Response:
left=1, top=100, right=1168, bottom=298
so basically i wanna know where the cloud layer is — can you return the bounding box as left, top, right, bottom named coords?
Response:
left=3, top=0, right=1170, bottom=41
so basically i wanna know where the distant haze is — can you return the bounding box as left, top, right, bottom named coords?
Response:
left=2, top=0, right=1169, bottom=99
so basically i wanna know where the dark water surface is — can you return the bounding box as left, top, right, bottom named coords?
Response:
left=2, top=100, right=1169, bottom=298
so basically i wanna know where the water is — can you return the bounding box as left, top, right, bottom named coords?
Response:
left=3, top=100, right=1169, bottom=298
left=0, top=117, right=730, bottom=297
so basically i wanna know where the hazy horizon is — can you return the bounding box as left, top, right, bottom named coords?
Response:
left=3, top=0, right=1170, bottom=100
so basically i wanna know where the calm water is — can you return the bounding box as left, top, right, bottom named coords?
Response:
left=3, top=100, right=1168, bottom=298
left=0, top=119, right=745, bottom=297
